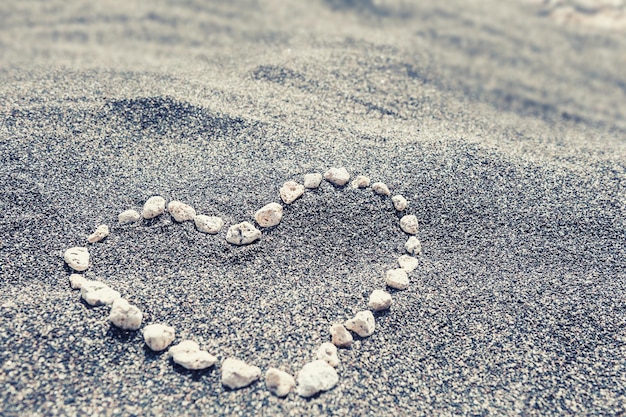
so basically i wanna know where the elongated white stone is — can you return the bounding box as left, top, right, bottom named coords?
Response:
left=87, top=225, right=110, bottom=244
left=194, top=215, right=224, bottom=234
left=385, top=269, right=409, bottom=290
left=392, top=195, right=408, bottom=211
left=303, top=173, right=323, bottom=189
left=167, top=201, right=196, bottom=222
left=255, top=203, right=283, bottom=227
left=351, top=175, right=370, bottom=189
left=69, top=274, right=87, bottom=290
left=168, top=340, right=217, bottom=370
left=330, top=323, right=353, bottom=348
left=226, top=222, right=262, bottom=245
left=405, top=236, right=422, bottom=255
left=142, top=196, right=166, bottom=219
left=280, top=181, right=305, bottom=204
left=345, top=310, right=375, bottom=337
left=118, top=209, right=140, bottom=224
left=143, top=323, right=176, bottom=351
left=323, top=167, right=350, bottom=186
left=221, top=358, right=262, bottom=389
left=400, top=215, right=419, bottom=234
left=80, top=281, right=121, bottom=306
left=265, top=368, right=296, bottom=397
left=368, top=289, right=392, bottom=311
left=64, top=247, right=90, bottom=272
left=297, top=360, right=339, bottom=397
left=398, top=254, right=418, bottom=271
left=371, top=182, right=391, bottom=196
left=316, top=342, right=339, bottom=367
left=108, top=298, right=143, bottom=331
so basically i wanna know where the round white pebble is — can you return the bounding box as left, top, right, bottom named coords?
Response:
left=351, top=175, right=370, bottom=189
left=108, top=298, right=143, bottom=331
left=167, top=201, right=196, bottom=222
left=254, top=202, right=283, bottom=227
left=63, top=247, right=90, bottom=272
left=69, top=274, right=86, bottom=290
left=221, top=358, right=262, bottom=389
left=265, top=368, right=296, bottom=397
left=194, top=215, right=224, bottom=234
left=279, top=181, right=305, bottom=204
left=371, top=182, right=391, bottom=196
left=392, top=194, right=408, bottom=211
left=385, top=268, right=410, bottom=290
left=323, top=167, right=350, bottom=186
left=345, top=310, right=376, bottom=337
left=142, top=196, right=166, bottom=219
left=368, top=289, right=393, bottom=311
left=297, top=360, right=339, bottom=398
left=329, top=323, right=353, bottom=348
left=303, top=173, right=323, bottom=189
left=405, top=236, right=422, bottom=255
left=226, top=221, right=262, bottom=245
left=400, top=214, right=419, bottom=235
left=398, top=254, right=418, bottom=271
left=87, top=225, right=110, bottom=243
left=143, top=323, right=176, bottom=351
left=168, top=340, right=217, bottom=370
left=80, top=281, right=121, bottom=306
left=118, top=209, right=141, bottom=224
left=316, top=342, right=340, bottom=367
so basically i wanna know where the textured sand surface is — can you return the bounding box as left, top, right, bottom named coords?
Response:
left=1, top=1, right=625, bottom=415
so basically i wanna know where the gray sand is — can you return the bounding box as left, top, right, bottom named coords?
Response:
left=1, top=1, right=625, bottom=415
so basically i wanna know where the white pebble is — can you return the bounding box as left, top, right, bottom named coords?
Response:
left=368, top=289, right=393, bottom=311
left=385, top=268, right=409, bottom=290
left=398, top=254, right=418, bottom=271
left=142, top=196, right=166, bottom=219
left=350, top=175, right=370, bottom=189
left=323, top=167, right=350, bottom=186
left=405, top=236, right=422, bottom=255
left=225, top=222, right=262, bottom=245
left=80, top=281, right=121, bottom=306
left=221, top=358, right=262, bottom=389
left=265, top=368, right=296, bottom=397
left=303, top=173, right=323, bottom=189
left=63, top=247, right=90, bottom=272
left=400, top=214, right=419, bottom=234
left=167, top=201, right=196, bottom=222
left=329, top=323, right=353, bottom=348
left=87, top=225, right=110, bottom=244
left=345, top=310, right=376, bottom=337
left=194, top=215, right=224, bottom=234
left=69, top=274, right=86, bottom=290
left=297, top=360, right=339, bottom=398
left=254, top=202, right=283, bottom=227
left=108, top=298, right=143, bottom=331
left=168, top=340, right=217, bottom=370
left=371, top=182, right=391, bottom=196
left=143, top=323, right=176, bottom=351
left=118, top=209, right=141, bottom=224
left=316, top=342, right=340, bottom=367
left=392, top=195, right=408, bottom=211
left=279, top=181, right=305, bottom=204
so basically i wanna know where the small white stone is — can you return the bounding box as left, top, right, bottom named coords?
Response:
left=385, top=268, right=409, bottom=290
left=400, top=215, right=419, bottom=234
left=297, top=360, right=339, bottom=398
left=80, top=281, right=121, bottom=306
left=221, top=358, right=262, bottom=389
left=225, top=221, right=262, bottom=245
left=279, top=181, right=305, bottom=204
left=108, top=298, right=143, bottom=331
left=118, top=209, right=141, bottom=224
left=405, top=236, right=422, bottom=255
left=63, top=247, right=90, bottom=272
left=329, top=323, right=353, bottom=348
left=350, top=175, right=370, bottom=189
left=143, top=323, right=176, bottom=351
left=345, top=310, right=375, bottom=337
left=194, top=215, right=224, bottom=234
left=398, top=254, right=418, bottom=271
left=303, top=173, right=323, bottom=189
left=69, top=274, right=87, bottom=290
left=392, top=195, right=408, bottom=211
left=368, top=289, right=393, bottom=311
left=87, top=225, right=110, bottom=244
left=371, top=182, right=391, bottom=196
left=168, top=340, right=218, bottom=370
left=323, top=167, right=350, bottom=186
left=316, top=342, right=339, bottom=367
left=142, top=196, right=166, bottom=219
left=167, top=201, right=196, bottom=222
left=265, top=368, right=296, bottom=397
left=254, top=203, right=283, bottom=227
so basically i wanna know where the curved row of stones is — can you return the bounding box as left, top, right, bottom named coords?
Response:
left=62, top=167, right=422, bottom=398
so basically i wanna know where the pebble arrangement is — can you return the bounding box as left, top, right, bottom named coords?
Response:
left=62, top=167, right=422, bottom=398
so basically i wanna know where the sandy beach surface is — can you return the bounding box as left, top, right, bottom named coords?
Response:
left=1, top=1, right=625, bottom=415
